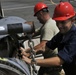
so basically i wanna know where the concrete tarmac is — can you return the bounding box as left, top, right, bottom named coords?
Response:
left=1, top=0, right=76, bottom=28
left=0, top=0, right=58, bottom=28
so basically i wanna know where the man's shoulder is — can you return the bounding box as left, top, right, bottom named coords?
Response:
left=45, top=19, right=56, bottom=27
left=44, top=18, right=59, bottom=32
left=47, top=18, right=56, bottom=24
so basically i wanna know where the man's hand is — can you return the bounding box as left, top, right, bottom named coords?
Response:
left=22, top=55, right=31, bottom=64
left=20, top=47, right=30, bottom=57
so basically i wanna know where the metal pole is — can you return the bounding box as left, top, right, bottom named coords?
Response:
left=0, top=1, right=4, bottom=18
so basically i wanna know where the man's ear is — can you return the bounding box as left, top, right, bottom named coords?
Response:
left=71, top=17, right=76, bottom=22
left=71, top=19, right=74, bottom=22
left=39, top=11, right=43, bottom=16
left=71, top=18, right=75, bottom=24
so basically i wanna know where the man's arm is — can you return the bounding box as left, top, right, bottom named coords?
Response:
left=25, top=40, right=47, bottom=52
left=33, top=40, right=47, bottom=53
left=36, top=56, right=64, bottom=67
left=22, top=54, right=64, bottom=67
left=20, top=40, right=47, bottom=56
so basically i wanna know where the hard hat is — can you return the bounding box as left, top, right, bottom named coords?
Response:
left=34, top=2, right=48, bottom=16
left=52, top=2, right=75, bottom=21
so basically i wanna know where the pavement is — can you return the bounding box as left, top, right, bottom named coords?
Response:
left=1, top=0, right=76, bottom=28
left=0, top=0, right=58, bottom=28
